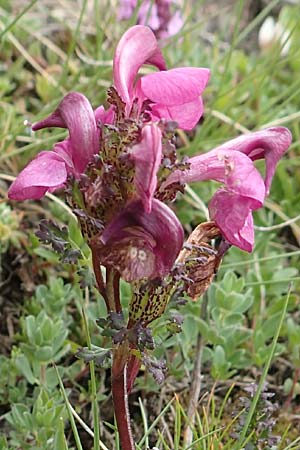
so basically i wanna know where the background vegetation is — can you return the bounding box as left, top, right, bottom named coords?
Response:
left=1, top=0, right=300, bottom=448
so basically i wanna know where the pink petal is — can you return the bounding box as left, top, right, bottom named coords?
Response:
left=151, top=97, right=204, bottom=130
left=94, top=105, right=115, bottom=124
left=209, top=190, right=255, bottom=252
left=166, top=10, right=184, bottom=36
left=138, top=2, right=160, bottom=29
left=130, top=123, right=162, bottom=212
left=113, top=25, right=166, bottom=112
left=53, top=140, right=75, bottom=171
left=140, top=67, right=210, bottom=105
left=210, top=127, right=292, bottom=194
left=8, top=151, right=68, bottom=201
left=32, top=92, right=98, bottom=173
left=163, top=149, right=266, bottom=205
left=118, top=0, right=137, bottom=20
left=99, top=199, right=184, bottom=281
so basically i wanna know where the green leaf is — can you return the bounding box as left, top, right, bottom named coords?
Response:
left=7, top=404, right=29, bottom=429
left=14, top=353, right=37, bottom=385
left=35, top=346, right=54, bottom=362
left=54, top=417, right=69, bottom=450
left=222, top=272, right=235, bottom=292
left=223, top=312, right=244, bottom=326
left=0, top=436, right=9, bottom=450
left=286, top=317, right=300, bottom=346
left=76, top=345, right=111, bottom=366
left=213, top=345, right=226, bottom=366
left=24, top=315, right=36, bottom=342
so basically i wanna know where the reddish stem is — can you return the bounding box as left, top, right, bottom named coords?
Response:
left=91, top=249, right=108, bottom=308
left=127, top=353, right=141, bottom=394
left=113, top=271, right=122, bottom=313
left=90, top=257, right=136, bottom=448
left=112, top=344, right=135, bottom=450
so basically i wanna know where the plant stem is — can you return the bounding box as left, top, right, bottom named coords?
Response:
left=112, top=342, right=135, bottom=450
left=40, top=364, right=46, bottom=385
left=113, top=271, right=122, bottom=313
left=82, top=307, right=100, bottom=450
left=105, top=270, right=135, bottom=449
left=91, top=258, right=135, bottom=448
left=127, top=352, right=141, bottom=394
left=106, top=268, right=118, bottom=312
left=91, top=249, right=108, bottom=307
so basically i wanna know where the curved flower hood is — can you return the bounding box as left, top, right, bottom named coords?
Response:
left=113, top=25, right=210, bottom=129
left=162, top=127, right=292, bottom=251
left=31, top=92, right=99, bottom=172
left=113, top=25, right=166, bottom=112
left=8, top=93, right=103, bottom=201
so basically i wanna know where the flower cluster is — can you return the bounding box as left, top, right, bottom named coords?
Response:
left=8, top=24, right=291, bottom=288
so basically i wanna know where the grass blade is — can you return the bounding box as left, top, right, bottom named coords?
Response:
left=54, top=364, right=83, bottom=450
left=234, top=285, right=292, bottom=449
left=0, top=0, right=38, bottom=40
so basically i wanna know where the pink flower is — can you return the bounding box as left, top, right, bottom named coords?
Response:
left=162, top=127, right=292, bottom=251
left=118, top=0, right=137, bottom=20
left=118, top=0, right=183, bottom=40
left=129, top=123, right=162, bottom=213
left=113, top=25, right=210, bottom=129
left=95, top=199, right=184, bottom=282
left=8, top=92, right=103, bottom=201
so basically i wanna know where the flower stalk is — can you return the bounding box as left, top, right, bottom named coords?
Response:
left=7, top=24, right=292, bottom=450
left=104, top=269, right=135, bottom=450
left=112, top=343, right=135, bottom=450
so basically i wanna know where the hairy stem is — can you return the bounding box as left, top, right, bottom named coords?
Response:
left=112, top=343, right=135, bottom=450
left=105, top=269, right=135, bottom=449
left=106, top=268, right=118, bottom=312
left=113, top=271, right=122, bottom=313
left=91, top=249, right=108, bottom=308
left=127, top=352, right=141, bottom=394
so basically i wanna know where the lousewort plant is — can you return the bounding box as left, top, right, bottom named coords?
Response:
left=8, top=25, right=292, bottom=450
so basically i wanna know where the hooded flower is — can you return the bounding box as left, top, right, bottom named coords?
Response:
left=8, top=92, right=101, bottom=201
left=94, top=199, right=184, bottom=282
left=162, top=127, right=292, bottom=251
left=113, top=25, right=210, bottom=129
